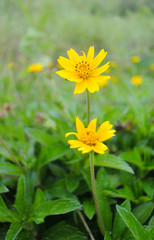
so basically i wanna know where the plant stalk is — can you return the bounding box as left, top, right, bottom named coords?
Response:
left=77, top=210, right=95, bottom=240
left=86, top=90, right=105, bottom=235
left=0, top=136, right=25, bottom=172
left=86, top=89, right=90, bottom=126
left=89, top=152, right=105, bottom=234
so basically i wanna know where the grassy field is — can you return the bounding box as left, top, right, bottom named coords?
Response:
left=0, top=1, right=154, bottom=239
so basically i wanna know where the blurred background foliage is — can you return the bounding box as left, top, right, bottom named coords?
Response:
left=0, top=0, right=154, bottom=61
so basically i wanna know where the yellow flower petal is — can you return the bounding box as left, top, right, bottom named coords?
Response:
left=58, top=56, right=74, bottom=70
left=65, top=132, right=78, bottom=137
left=97, top=121, right=113, bottom=136
left=67, top=48, right=81, bottom=63
left=68, top=140, right=83, bottom=148
left=92, top=141, right=108, bottom=154
left=78, top=144, right=92, bottom=153
left=76, top=116, right=85, bottom=133
left=56, top=70, right=82, bottom=82
left=74, top=81, right=86, bottom=94
left=94, top=75, right=111, bottom=82
left=86, top=79, right=99, bottom=93
left=92, top=62, right=110, bottom=75
left=91, top=49, right=107, bottom=69
left=88, top=118, right=97, bottom=132
left=87, top=46, right=94, bottom=63
left=98, top=130, right=116, bottom=142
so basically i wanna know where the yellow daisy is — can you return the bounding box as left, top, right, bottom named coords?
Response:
left=65, top=117, right=116, bottom=154
left=131, top=56, right=140, bottom=63
left=149, top=63, right=154, bottom=71
left=56, top=46, right=110, bottom=94
left=27, top=63, right=43, bottom=72
left=131, top=76, right=142, bottom=86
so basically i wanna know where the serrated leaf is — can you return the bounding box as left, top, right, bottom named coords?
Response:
left=83, top=200, right=95, bottom=220
left=96, top=184, right=112, bottom=232
left=14, top=176, right=27, bottom=217
left=65, top=174, right=80, bottom=192
left=6, top=223, right=22, bottom=240
left=120, top=148, right=142, bottom=167
left=105, top=232, right=112, bottom=240
left=0, top=196, right=17, bottom=222
left=112, top=200, right=131, bottom=239
left=25, top=128, right=59, bottom=146
left=32, top=199, right=81, bottom=224
left=0, top=163, right=24, bottom=176
left=39, top=143, right=69, bottom=168
left=132, top=202, right=154, bottom=224
left=91, top=153, right=134, bottom=174
left=116, top=205, right=150, bottom=240
left=42, top=221, right=87, bottom=240
left=0, top=185, right=9, bottom=194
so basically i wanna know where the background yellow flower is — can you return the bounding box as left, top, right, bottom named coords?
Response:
left=27, top=63, right=43, bottom=72
left=131, top=56, right=140, bottom=63
left=131, top=75, right=142, bottom=86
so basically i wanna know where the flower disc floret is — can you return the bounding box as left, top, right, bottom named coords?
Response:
left=56, top=46, right=111, bottom=94
left=65, top=117, right=116, bottom=154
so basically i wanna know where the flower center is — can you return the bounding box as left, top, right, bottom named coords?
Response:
left=75, top=61, right=91, bottom=79
left=79, top=129, right=98, bottom=146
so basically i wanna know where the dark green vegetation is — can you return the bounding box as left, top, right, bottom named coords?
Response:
left=0, top=0, right=154, bottom=239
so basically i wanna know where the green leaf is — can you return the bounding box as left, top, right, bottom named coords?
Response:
left=65, top=174, right=80, bottom=192
left=0, top=196, right=17, bottom=222
left=120, top=148, right=143, bottom=168
left=0, top=163, right=24, bottom=176
left=92, top=153, right=134, bottom=174
left=116, top=205, right=150, bottom=240
left=0, top=185, right=9, bottom=194
left=6, top=223, right=23, bottom=240
left=96, top=184, right=112, bottom=232
left=14, top=172, right=36, bottom=218
left=112, top=200, right=131, bottom=239
left=83, top=200, right=95, bottom=220
left=132, top=202, right=154, bottom=224
left=42, top=221, right=87, bottom=240
left=0, top=146, right=14, bottom=161
left=38, top=143, right=69, bottom=168
left=105, top=232, right=112, bottom=240
left=14, top=175, right=27, bottom=217
left=32, top=198, right=81, bottom=224
left=31, top=189, right=45, bottom=213
left=25, top=128, right=59, bottom=146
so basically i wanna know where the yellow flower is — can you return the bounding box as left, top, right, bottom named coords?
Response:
left=65, top=117, right=116, bottom=154
left=149, top=63, right=154, bottom=71
left=131, top=76, right=142, bottom=86
left=27, top=63, right=43, bottom=72
left=56, top=46, right=110, bottom=94
left=131, top=56, right=140, bottom=63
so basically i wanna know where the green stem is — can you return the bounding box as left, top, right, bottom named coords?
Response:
left=90, top=152, right=105, bottom=235
left=86, top=89, right=90, bottom=125
left=77, top=210, right=95, bottom=240
left=0, top=136, right=25, bottom=172
left=86, top=90, right=105, bottom=235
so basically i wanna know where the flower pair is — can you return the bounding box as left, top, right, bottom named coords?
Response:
left=57, top=46, right=115, bottom=154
